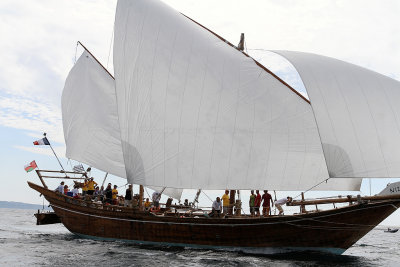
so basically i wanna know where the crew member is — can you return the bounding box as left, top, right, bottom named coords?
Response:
left=125, top=184, right=133, bottom=207
left=112, top=185, right=118, bottom=205
left=211, top=197, right=222, bottom=218
left=152, top=191, right=161, bottom=208
left=261, top=190, right=274, bottom=216
left=221, top=190, right=230, bottom=215
left=87, top=177, right=97, bottom=196
left=275, top=197, right=292, bottom=215
left=249, top=190, right=256, bottom=216
left=55, top=181, right=64, bottom=193
left=254, top=190, right=261, bottom=216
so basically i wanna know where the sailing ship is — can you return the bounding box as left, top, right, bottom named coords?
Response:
left=28, top=0, right=400, bottom=254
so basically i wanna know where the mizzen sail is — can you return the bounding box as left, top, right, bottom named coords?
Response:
left=274, top=51, right=400, bottom=178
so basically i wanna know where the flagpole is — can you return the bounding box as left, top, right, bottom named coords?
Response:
left=44, top=133, right=66, bottom=172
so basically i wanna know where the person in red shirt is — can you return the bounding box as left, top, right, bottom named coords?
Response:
left=254, top=190, right=262, bottom=216
left=261, top=190, right=274, bottom=216
left=63, top=185, right=69, bottom=195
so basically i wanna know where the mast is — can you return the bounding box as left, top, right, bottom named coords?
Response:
left=229, top=190, right=236, bottom=215
left=139, top=185, right=144, bottom=210
left=192, top=189, right=201, bottom=208
left=77, top=41, right=115, bottom=80
left=237, top=33, right=245, bottom=51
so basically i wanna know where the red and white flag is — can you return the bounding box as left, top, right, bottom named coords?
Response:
left=24, top=160, right=38, bottom=172
left=33, top=137, right=50, bottom=146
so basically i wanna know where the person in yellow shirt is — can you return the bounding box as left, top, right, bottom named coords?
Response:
left=221, top=190, right=230, bottom=215
left=82, top=178, right=89, bottom=196
left=144, top=198, right=151, bottom=211
left=112, top=185, right=118, bottom=205
left=87, top=177, right=98, bottom=196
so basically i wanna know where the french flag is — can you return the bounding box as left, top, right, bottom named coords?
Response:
left=33, top=137, right=50, bottom=146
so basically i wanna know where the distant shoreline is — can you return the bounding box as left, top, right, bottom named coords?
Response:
left=0, top=201, right=51, bottom=210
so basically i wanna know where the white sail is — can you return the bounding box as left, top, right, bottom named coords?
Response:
left=113, top=0, right=360, bottom=191
left=274, top=50, right=400, bottom=178
left=62, top=51, right=182, bottom=200
left=62, top=51, right=126, bottom=178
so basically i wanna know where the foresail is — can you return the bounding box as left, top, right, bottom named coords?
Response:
left=62, top=51, right=183, bottom=199
left=62, top=51, right=126, bottom=178
left=274, top=50, right=400, bottom=178
left=113, top=0, right=361, bottom=191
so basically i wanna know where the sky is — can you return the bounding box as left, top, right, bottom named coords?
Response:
left=1, top=0, right=400, bottom=224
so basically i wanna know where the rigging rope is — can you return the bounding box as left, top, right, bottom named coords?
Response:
left=293, top=178, right=331, bottom=200
left=144, top=187, right=151, bottom=199
left=201, top=191, right=214, bottom=203
left=74, top=42, right=79, bottom=64
left=107, top=29, right=114, bottom=69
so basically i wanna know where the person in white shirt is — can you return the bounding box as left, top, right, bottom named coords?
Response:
left=211, top=197, right=222, bottom=217
left=275, top=197, right=292, bottom=215
left=55, top=181, right=64, bottom=193
left=152, top=191, right=161, bottom=208
left=72, top=185, right=80, bottom=197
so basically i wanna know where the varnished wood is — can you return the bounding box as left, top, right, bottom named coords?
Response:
left=35, top=170, right=48, bottom=188
left=288, top=194, right=400, bottom=206
left=229, top=190, right=235, bottom=215
left=28, top=181, right=400, bottom=253
left=139, top=185, right=144, bottom=210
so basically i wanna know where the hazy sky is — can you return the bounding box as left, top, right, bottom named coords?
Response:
left=1, top=0, right=400, bottom=223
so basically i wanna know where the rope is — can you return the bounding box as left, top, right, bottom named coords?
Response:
left=247, top=48, right=270, bottom=52
left=117, top=183, right=128, bottom=189
left=201, top=191, right=214, bottom=203
left=74, top=41, right=79, bottom=63
left=144, top=187, right=151, bottom=199
left=106, top=29, right=114, bottom=69
left=293, top=178, right=331, bottom=200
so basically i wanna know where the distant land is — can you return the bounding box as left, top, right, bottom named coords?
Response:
left=0, top=201, right=52, bottom=210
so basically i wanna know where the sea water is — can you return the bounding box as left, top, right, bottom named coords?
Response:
left=1, top=208, right=399, bottom=266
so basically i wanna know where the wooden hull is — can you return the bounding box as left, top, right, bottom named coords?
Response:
left=28, top=182, right=400, bottom=254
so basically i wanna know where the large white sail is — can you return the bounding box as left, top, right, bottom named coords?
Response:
left=62, top=51, right=182, bottom=200
left=274, top=50, right=400, bottom=178
left=62, top=51, right=126, bottom=178
left=113, top=0, right=360, bottom=191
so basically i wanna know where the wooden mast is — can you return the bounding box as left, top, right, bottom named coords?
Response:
left=227, top=33, right=246, bottom=216
left=139, top=185, right=144, bottom=210
left=229, top=190, right=236, bottom=215
left=237, top=33, right=245, bottom=51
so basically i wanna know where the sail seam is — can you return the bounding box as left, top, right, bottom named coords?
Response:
left=176, top=29, right=196, bottom=189
left=331, top=72, right=368, bottom=177
left=206, top=57, right=227, bottom=188
left=190, top=39, right=212, bottom=189
left=354, top=71, right=389, bottom=176
left=225, top=56, right=241, bottom=188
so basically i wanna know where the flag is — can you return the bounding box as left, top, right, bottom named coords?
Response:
left=33, top=137, right=50, bottom=146
left=24, top=160, right=37, bottom=172
left=73, top=164, right=85, bottom=172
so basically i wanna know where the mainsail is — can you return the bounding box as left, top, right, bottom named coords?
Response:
left=274, top=51, right=400, bottom=178
left=113, top=0, right=360, bottom=191
left=62, top=50, right=182, bottom=200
